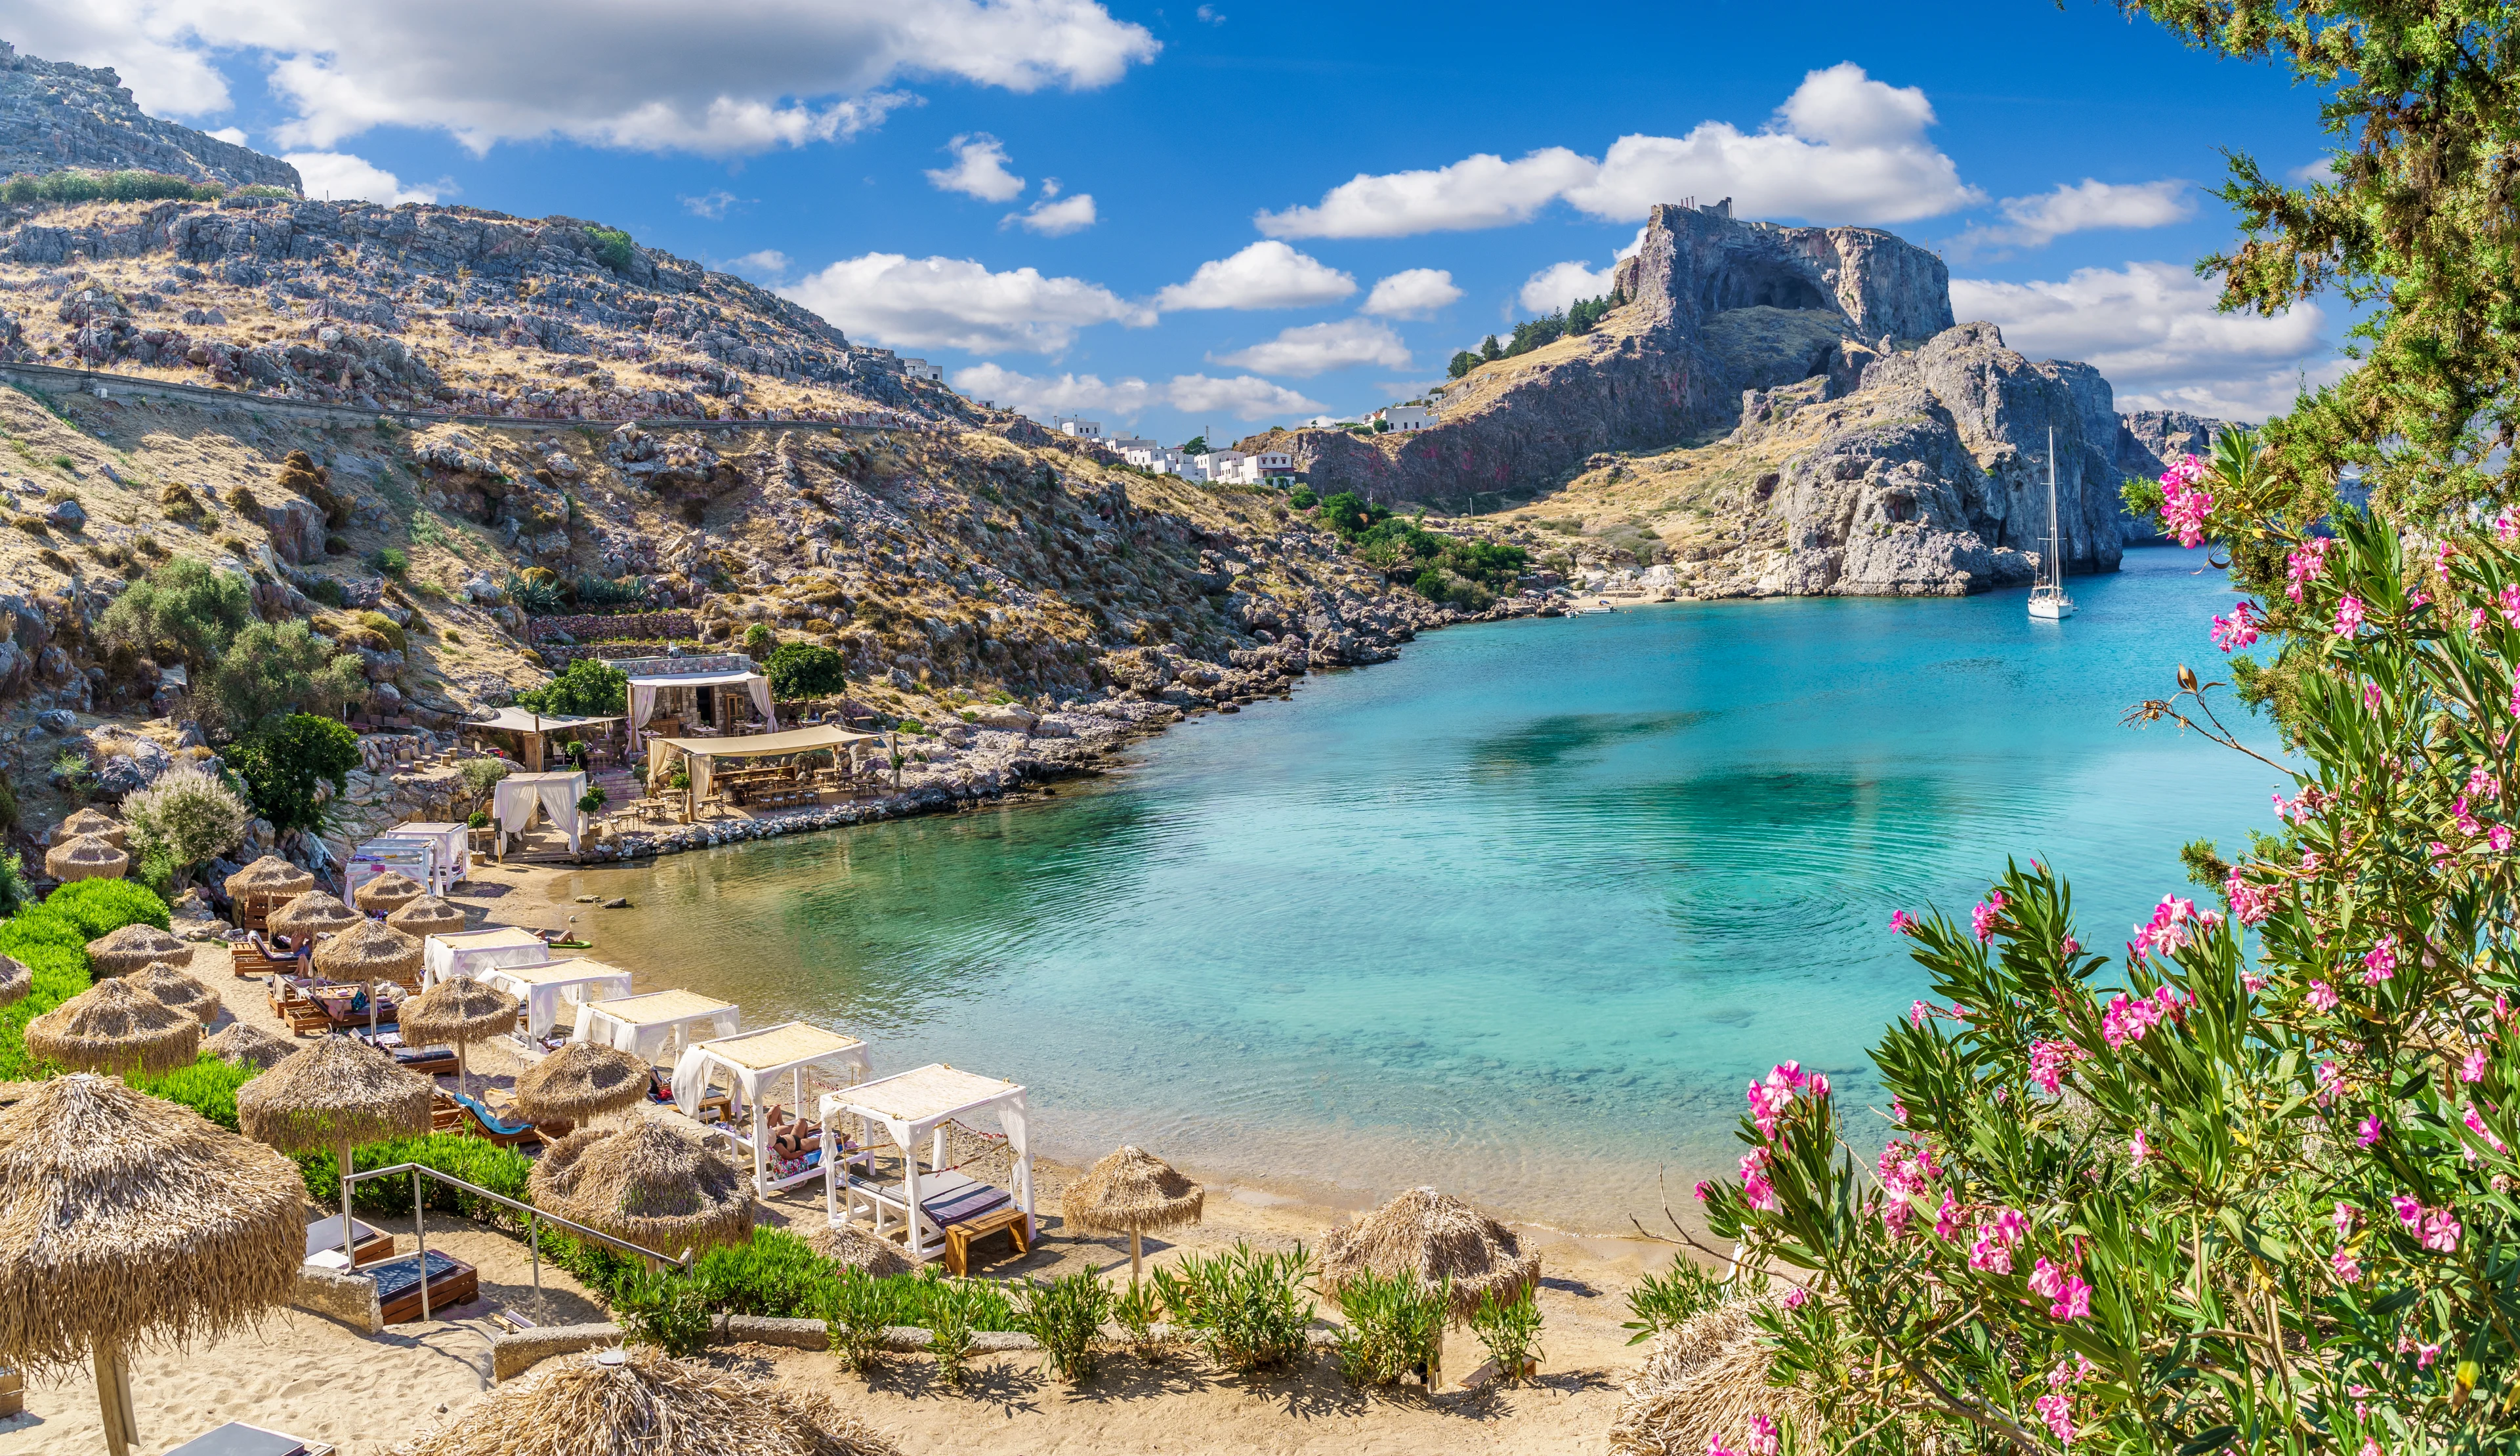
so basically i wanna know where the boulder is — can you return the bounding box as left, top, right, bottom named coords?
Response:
left=259, top=497, right=327, bottom=565
left=44, top=497, right=84, bottom=532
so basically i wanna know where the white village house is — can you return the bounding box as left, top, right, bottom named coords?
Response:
left=1373, top=403, right=1438, bottom=432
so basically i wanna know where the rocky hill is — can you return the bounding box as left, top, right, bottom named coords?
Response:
left=0, top=42, right=300, bottom=190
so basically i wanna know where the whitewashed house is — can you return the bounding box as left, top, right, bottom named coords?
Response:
left=1373, top=404, right=1438, bottom=432
left=902, top=358, right=945, bottom=384
left=1054, top=417, right=1103, bottom=439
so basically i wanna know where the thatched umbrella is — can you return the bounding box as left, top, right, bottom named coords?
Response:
left=237, top=1035, right=432, bottom=1266
left=24, top=978, right=200, bottom=1074
left=1062, top=1145, right=1205, bottom=1279
left=54, top=807, right=126, bottom=850
left=45, top=833, right=127, bottom=883
left=398, top=974, right=518, bottom=1094
left=527, top=1121, right=753, bottom=1258
left=1608, top=1298, right=1820, bottom=1456
left=85, top=923, right=195, bottom=978
left=387, top=895, right=469, bottom=938
left=224, top=856, right=314, bottom=930
left=269, top=889, right=360, bottom=944
left=512, top=1042, right=650, bottom=1127
left=0, top=1074, right=304, bottom=1456
left=0, top=954, right=29, bottom=1009
left=353, top=869, right=425, bottom=915
left=312, top=918, right=423, bottom=1036
left=394, top=1345, right=900, bottom=1456
left=804, top=1220, right=912, bottom=1278
left=125, top=961, right=222, bottom=1024
left=1318, top=1186, right=1541, bottom=1323
left=202, top=1021, right=297, bottom=1070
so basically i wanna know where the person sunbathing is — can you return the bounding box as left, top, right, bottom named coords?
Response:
left=763, top=1104, right=824, bottom=1159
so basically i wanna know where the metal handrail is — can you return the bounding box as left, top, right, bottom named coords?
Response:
left=338, top=1161, right=694, bottom=1321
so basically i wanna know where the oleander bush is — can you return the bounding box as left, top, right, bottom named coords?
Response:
left=1151, top=1243, right=1315, bottom=1373
left=1331, top=1267, right=1447, bottom=1388
left=1014, top=1268, right=1112, bottom=1384
left=1470, top=1286, right=1545, bottom=1386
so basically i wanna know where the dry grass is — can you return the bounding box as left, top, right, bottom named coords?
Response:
left=236, top=1033, right=434, bottom=1154
left=0, top=954, right=28, bottom=1009
left=201, top=1021, right=297, bottom=1070
left=85, top=923, right=194, bottom=977
left=0, top=1073, right=304, bottom=1374
left=512, top=1041, right=649, bottom=1125
left=310, top=918, right=423, bottom=982
left=385, top=896, right=470, bottom=937
left=24, top=977, right=201, bottom=1073
left=1316, top=1186, right=1540, bottom=1323
left=267, top=890, right=360, bottom=942
left=527, top=1119, right=753, bottom=1257
left=1061, top=1145, right=1204, bottom=1234
left=352, top=870, right=426, bottom=914
left=394, top=1346, right=900, bottom=1456
left=44, top=834, right=129, bottom=883
left=1607, top=1299, right=1817, bottom=1456
left=125, top=960, right=222, bottom=1024
left=398, top=974, right=518, bottom=1048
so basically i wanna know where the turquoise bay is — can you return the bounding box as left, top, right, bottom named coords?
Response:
left=558, top=549, right=2280, bottom=1231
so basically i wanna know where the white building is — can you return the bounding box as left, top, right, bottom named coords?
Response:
left=1199, top=449, right=1297, bottom=486
left=1122, top=443, right=1188, bottom=474
left=1107, top=433, right=1160, bottom=457
left=1054, top=417, right=1102, bottom=438
left=901, top=358, right=944, bottom=384
left=1373, top=404, right=1438, bottom=432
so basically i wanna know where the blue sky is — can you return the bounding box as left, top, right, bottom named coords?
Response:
left=26, top=0, right=2345, bottom=444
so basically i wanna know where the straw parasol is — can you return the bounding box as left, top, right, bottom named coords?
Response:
left=45, top=833, right=127, bottom=883
left=353, top=869, right=425, bottom=915
left=527, top=1121, right=753, bottom=1257
left=1608, top=1297, right=1819, bottom=1456
left=224, top=854, right=314, bottom=905
left=1062, top=1145, right=1205, bottom=1279
left=1317, top=1186, right=1541, bottom=1323
left=24, top=978, right=201, bottom=1074
left=0, top=1074, right=305, bottom=1456
left=398, top=974, right=518, bottom=1093
left=0, top=954, right=29, bottom=1009
left=54, top=807, right=126, bottom=850
left=237, top=1035, right=432, bottom=1266
left=387, top=896, right=469, bottom=938
left=393, top=1345, right=900, bottom=1456
left=269, top=889, right=360, bottom=944
left=804, top=1220, right=912, bottom=1278
left=512, top=1041, right=650, bottom=1126
left=312, top=918, right=424, bottom=1035
left=203, top=1021, right=297, bottom=1070
left=85, top=923, right=195, bottom=977
left=125, top=961, right=222, bottom=1024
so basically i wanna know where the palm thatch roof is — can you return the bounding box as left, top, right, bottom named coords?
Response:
left=1608, top=1298, right=1819, bottom=1456
left=0, top=1074, right=304, bottom=1375
left=224, top=855, right=314, bottom=902
left=353, top=871, right=426, bottom=914
left=527, top=1121, right=753, bottom=1257
left=386, top=896, right=471, bottom=938
left=1061, top=1146, right=1204, bottom=1234
left=85, top=923, right=195, bottom=977
left=311, top=919, right=423, bottom=984
left=1317, top=1186, right=1540, bottom=1322
left=236, top=1034, right=434, bottom=1154
left=126, top=961, right=222, bottom=1024
left=54, top=808, right=126, bottom=850
left=24, top=978, right=201, bottom=1074
left=0, top=955, right=28, bottom=1009
left=268, top=890, right=361, bottom=942
left=44, top=834, right=127, bottom=883
left=203, top=1022, right=298, bottom=1071
left=512, top=1042, right=650, bottom=1125
left=399, top=976, right=518, bottom=1047
left=803, top=1220, right=912, bottom=1278
left=393, top=1346, right=899, bottom=1456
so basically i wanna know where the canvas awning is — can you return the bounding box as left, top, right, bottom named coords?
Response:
left=643, top=725, right=877, bottom=810
left=474, top=957, right=636, bottom=1037
left=627, top=669, right=775, bottom=749
left=467, top=708, right=625, bottom=734
left=422, top=926, right=551, bottom=982
left=670, top=1022, right=872, bottom=1197
left=572, top=989, right=740, bottom=1062
left=491, top=770, right=585, bottom=854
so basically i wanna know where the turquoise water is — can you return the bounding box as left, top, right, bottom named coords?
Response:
left=559, top=549, right=2281, bottom=1230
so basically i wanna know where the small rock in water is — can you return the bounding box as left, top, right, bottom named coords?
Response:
left=574, top=894, right=598, bottom=903
left=602, top=897, right=631, bottom=909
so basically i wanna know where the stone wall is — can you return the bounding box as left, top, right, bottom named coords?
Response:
left=528, top=611, right=698, bottom=643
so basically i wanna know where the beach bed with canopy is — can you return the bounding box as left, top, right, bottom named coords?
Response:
left=490, top=769, right=588, bottom=856
left=471, top=957, right=635, bottom=1038
left=572, top=988, right=740, bottom=1062
left=422, top=926, right=552, bottom=983
left=644, top=724, right=878, bottom=820
left=821, top=1063, right=1034, bottom=1269
left=671, top=1022, right=871, bottom=1196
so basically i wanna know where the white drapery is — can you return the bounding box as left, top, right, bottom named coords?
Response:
left=490, top=771, right=585, bottom=854
left=626, top=671, right=777, bottom=750
left=820, top=1064, right=1036, bottom=1260
left=572, top=990, right=741, bottom=1062
left=421, top=926, right=551, bottom=982
left=476, top=958, right=635, bottom=1037
left=669, top=1023, right=872, bottom=1196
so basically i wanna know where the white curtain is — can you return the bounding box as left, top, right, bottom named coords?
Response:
left=747, top=676, right=776, bottom=730
left=629, top=684, right=658, bottom=749
left=482, top=965, right=633, bottom=1035
left=492, top=780, right=540, bottom=854
left=574, top=1001, right=740, bottom=1062
left=534, top=775, right=583, bottom=851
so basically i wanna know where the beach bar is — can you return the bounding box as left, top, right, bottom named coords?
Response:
left=671, top=1022, right=871, bottom=1197
left=644, top=724, right=877, bottom=821
left=822, top=1063, right=1034, bottom=1269
left=618, top=653, right=777, bottom=751
left=460, top=707, right=625, bottom=773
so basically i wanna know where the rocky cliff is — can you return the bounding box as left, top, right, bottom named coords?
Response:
left=0, top=41, right=301, bottom=191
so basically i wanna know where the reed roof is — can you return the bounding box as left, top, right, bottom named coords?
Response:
left=86, top=923, right=194, bottom=977
left=0, top=954, right=28, bottom=1009
left=224, top=856, right=314, bottom=900
left=513, top=1041, right=650, bottom=1124
left=24, top=978, right=200, bottom=1073
left=1608, top=1297, right=1819, bottom=1456
left=202, top=1022, right=298, bottom=1070
left=312, top=919, right=423, bottom=982
left=353, top=871, right=426, bottom=914
left=126, top=960, right=222, bottom=1024
left=45, top=834, right=127, bottom=883
left=0, top=1073, right=304, bottom=1375
left=1060, top=1146, right=1204, bottom=1235
left=55, top=808, right=125, bottom=849
left=1316, top=1186, right=1540, bottom=1322
left=236, top=1034, right=433, bottom=1154
left=803, top=1221, right=911, bottom=1278
left=526, top=1121, right=752, bottom=1257
left=393, top=1346, right=899, bottom=1456
left=386, top=896, right=470, bottom=937
left=399, top=975, right=518, bottom=1047
left=268, top=890, right=360, bottom=940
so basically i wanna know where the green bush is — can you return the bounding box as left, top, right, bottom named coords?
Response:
left=0, top=883, right=168, bottom=1078
left=0, top=850, right=26, bottom=919
left=466, top=809, right=491, bottom=829
left=742, top=623, right=775, bottom=659
left=516, top=657, right=628, bottom=717
left=39, top=879, right=173, bottom=937
left=96, top=559, right=253, bottom=673
left=927, top=1278, right=983, bottom=1389
left=589, top=227, right=637, bottom=274
left=129, top=1055, right=258, bottom=1131
left=1469, top=1287, right=1544, bottom=1384
left=1015, top=1269, right=1112, bottom=1384
left=457, top=758, right=513, bottom=797
left=765, top=642, right=848, bottom=699
left=616, top=1270, right=713, bottom=1357
left=228, top=713, right=361, bottom=835
left=208, top=620, right=368, bottom=728
left=358, top=611, right=408, bottom=653
left=121, top=764, right=250, bottom=884
left=0, top=169, right=224, bottom=207
left=690, top=1229, right=832, bottom=1318
left=1621, top=1258, right=1727, bottom=1344
left=820, top=1266, right=891, bottom=1373
left=372, top=547, right=409, bottom=578
left=1114, top=1276, right=1164, bottom=1360
left=1288, top=485, right=1318, bottom=509
left=1150, top=1243, right=1315, bottom=1373
left=502, top=572, right=564, bottom=613
left=578, top=785, right=607, bottom=814
left=1331, top=1268, right=1448, bottom=1388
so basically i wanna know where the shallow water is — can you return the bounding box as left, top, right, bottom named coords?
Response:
left=556, top=548, right=2280, bottom=1230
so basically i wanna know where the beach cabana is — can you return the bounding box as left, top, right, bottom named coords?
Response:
left=1063, top=1146, right=1204, bottom=1279
left=672, top=1022, right=871, bottom=1196
left=222, top=856, right=314, bottom=931
left=125, top=961, right=221, bottom=1024
left=202, top=1022, right=296, bottom=1070
left=54, top=807, right=125, bottom=849
left=45, top=833, right=127, bottom=883
left=237, top=1036, right=433, bottom=1266
left=85, top=923, right=194, bottom=977
left=24, top=978, right=200, bottom=1073
left=572, top=988, right=740, bottom=1062
left=0, top=1075, right=305, bottom=1456
left=396, top=1346, right=897, bottom=1456
left=381, top=822, right=471, bottom=894
left=820, top=1062, right=1032, bottom=1266
left=618, top=652, right=777, bottom=751
left=527, top=1119, right=754, bottom=1257
left=0, top=954, right=28, bottom=1009
left=491, top=769, right=588, bottom=855
left=461, top=707, right=624, bottom=774
left=268, top=890, right=359, bottom=945
left=473, top=957, right=635, bottom=1037
left=643, top=724, right=875, bottom=820
left=387, top=896, right=470, bottom=939
left=1317, top=1186, right=1541, bottom=1323
left=352, top=868, right=425, bottom=915
left=513, top=1041, right=651, bottom=1126
left=422, top=925, right=551, bottom=982
left=398, top=975, right=521, bottom=1092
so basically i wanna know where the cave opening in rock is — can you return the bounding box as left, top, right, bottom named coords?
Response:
left=1702, top=257, right=1834, bottom=314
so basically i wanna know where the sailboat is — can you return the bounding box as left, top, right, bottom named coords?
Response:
left=2028, top=425, right=2075, bottom=621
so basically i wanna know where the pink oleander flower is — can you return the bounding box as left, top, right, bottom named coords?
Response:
left=2028, top=1039, right=2084, bottom=1096
left=2335, top=595, right=2367, bottom=635
left=1994, top=1207, right=2028, bottom=1245
left=2364, top=681, right=2384, bottom=711
left=2301, top=850, right=2322, bottom=874
left=2225, top=866, right=2273, bottom=925
left=2466, top=767, right=2502, bottom=800
left=1971, top=891, right=2006, bottom=943
left=2502, top=582, right=2520, bottom=628
left=2464, top=1049, right=2490, bottom=1083
left=2158, top=457, right=2215, bottom=547
left=2360, top=1114, right=2387, bottom=1148
left=1747, top=1072, right=1798, bottom=1140
left=2334, top=1247, right=2363, bottom=1282
left=1708, top=1435, right=1739, bottom=1456
left=1782, top=1287, right=1807, bottom=1311
left=2362, top=1438, right=2384, bottom=1456
left=1746, top=1415, right=1778, bottom=1456
left=2393, top=1192, right=2424, bottom=1228
left=2128, top=1129, right=2150, bottom=1166
left=2424, top=1206, right=2464, bottom=1252
left=1740, top=1148, right=1778, bottom=1213
left=1908, top=999, right=1931, bottom=1027
left=2059, top=934, right=2080, bottom=956
left=1692, top=1180, right=1714, bottom=1203
left=2052, top=1272, right=2093, bottom=1321
left=2210, top=600, right=2260, bottom=652
left=2308, top=980, right=2340, bottom=1013
left=2497, top=825, right=2515, bottom=854
left=1935, top=1192, right=1960, bottom=1240
left=2431, top=840, right=2454, bottom=863
left=2419, top=1342, right=2443, bottom=1369
left=1889, top=908, right=1915, bottom=936
left=2335, top=1201, right=2357, bottom=1239
left=2478, top=606, right=2496, bottom=634
left=2364, top=935, right=2399, bottom=984
left=2286, top=537, right=2334, bottom=602
left=2317, top=1060, right=2340, bottom=1106
left=2035, top=1391, right=2075, bottom=1445
left=1890, top=1096, right=1908, bottom=1125
left=2464, top=1104, right=2507, bottom=1154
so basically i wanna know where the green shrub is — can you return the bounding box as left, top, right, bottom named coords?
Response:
left=1114, top=1276, right=1165, bottom=1360
left=1014, top=1269, right=1111, bottom=1384
left=457, top=758, right=513, bottom=797
left=1288, top=486, right=1318, bottom=509
left=372, top=547, right=409, bottom=578
left=228, top=714, right=361, bottom=835
left=1150, top=1243, right=1314, bottom=1373
left=1469, top=1286, right=1544, bottom=1384
left=820, top=1266, right=891, bottom=1373
left=742, top=623, right=775, bottom=659
left=0, top=884, right=167, bottom=1079
left=97, top=559, right=253, bottom=672
left=690, top=1230, right=832, bottom=1318
left=39, top=879, right=171, bottom=936
left=0, top=850, right=26, bottom=919
left=208, top=621, right=368, bottom=729
left=894, top=717, right=924, bottom=736
left=515, top=657, right=627, bottom=717
left=358, top=611, right=407, bottom=653
left=466, top=810, right=491, bottom=829
left=0, top=169, right=222, bottom=207
left=616, top=1270, right=713, bottom=1357
left=1621, top=1258, right=1726, bottom=1344
left=577, top=785, right=607, bottom=814
left=122, top=764, right=249, bottom=884
left=927, top=1278, right=983, bottom=1389
left=589, top=227, right=637, bottom=274
left=765, top=642, right=848, bottom=699
left=308, top=577, right=345, bottom=606
left=1331, top=1268, right=1448, bottom=1388
left=129, top=1055, right=257, bottom=1131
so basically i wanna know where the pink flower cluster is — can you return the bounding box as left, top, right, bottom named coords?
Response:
left=1740, top=1147, right=1777, bottom=1212
left=2224, top=866, right=2274, bottom=926
left=2391, top=1194, right=2463, bottom=1253
left=2135, top=894, right=2218, bottom=956
left=1708, top=1415, right=1781, bottom=1456
left=1746, top=1061, right=1824, bottom=1140
left=1968, top=1207, right=2028, bottom=1274
left=2307, top=980, right=2340, bottom=1013
left=2286, top=537, right=2335, bottom=602
left=2362, top=934, right=2399, bottom=986
left=2210, top=599, right=2260, bottom=652
left=2028, top=1256, right=2094, bottom=1320
left=2036, top=1355, right=2097, bottom=1444
left=2335, top=595, right=2367, bottom=636
left=2158, top=455, right=2214, bottom=547
left=1971, top=890, right=2007, bottom=943
left=2028, top=1038, right=2087, bottom=1096
left=2502, top=582, right=2520, bottom=629
left=2333, top=1203, right=2362, bottom=1283
left=1889, top=908, right=1917, bottom=936
left=2101, top=986, right=2187, bottom=1049
left=2462, top=1104, right=2507, bottom=1158
left=1876, top=1136, right=1941, bottom=1233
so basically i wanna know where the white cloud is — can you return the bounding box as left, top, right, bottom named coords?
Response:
left=1519, top=260, right=1617, bottom=313
left=1210, top=319, right=1410, bottom=376
left=728, top=249, right=791, bottom=279
left=281, top=151, right=443, bottom=205
left=781, top=253, right=1152, bottom=354
left=927, top=133, right=1026, bottom=201
left=2292, top=157, right=2338, bottom=184
left=1948, top=178, right=2193, bottom=257
left=682, top=189, right=740, bottom=218
left=1195, top=4, right=1225, bottom=22
left=18, top=0, right=1156, bottom=156
left=1360, top=268, right=1461, bottom=319
left=1007, top=192, right=1097, bottom=235
left=1255, top=64, right=1977, bottom=239
left=207, top=125, right=249, bottom=146
left=1951, top=262, right=2343, bottom=421
left=952, top=363, right=1322, bottom=421
left=1154, top=241, right=1354, bottom=311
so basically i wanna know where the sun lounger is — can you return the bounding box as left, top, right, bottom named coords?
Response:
left=162, top=1420, right=335, bottom=1456
left=438, top=1090, right=546, bottom=1148
left=304, top=1214, right=396, bottom=1268
left=370, top=1249, right=479, bottom=1324
left=353, top=1027, right=457, bottom=1075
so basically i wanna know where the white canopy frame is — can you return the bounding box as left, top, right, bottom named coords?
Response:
left=820, top=1063, right=1033, bottom=1264
left=421, top=926, right=552, bottom=982
left=379, top=822, right=469, bottom=894
left=472, top=957, right=636, bottom=1037
left=492, top=770, right=587, bottom=856
left=571, top=988, right=740, bottom=1062
left=628, top=669, right=775, bottom=751
left=670, top=1023, right=872, bottom=1196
